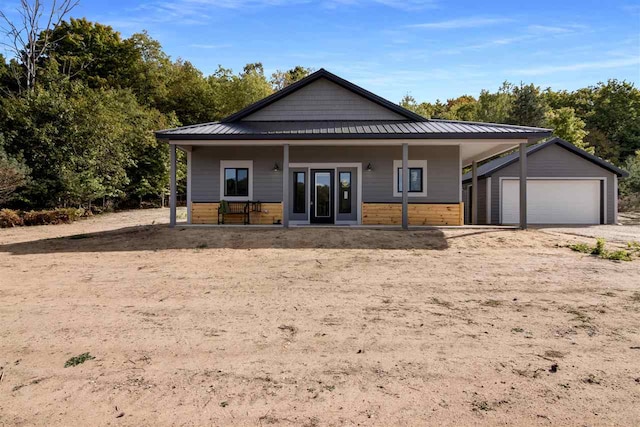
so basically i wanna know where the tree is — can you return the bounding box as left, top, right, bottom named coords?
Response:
left=0, top=138, right=29, bottom=205
left=0, top=0, right=78, bottom=91
left=587, top=80, right=640, bottom=163
left=476, top=82, right=513, bottom=123
left=270, top=66, right=312, bottom=90
left=545, top=107, right=592, bottom=153
left=209, top=64, right=272, bottom=118
left=507, top=83, right=547, bottom=127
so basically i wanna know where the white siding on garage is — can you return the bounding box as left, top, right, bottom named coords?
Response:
left=501, top=179, right=602, bottom=224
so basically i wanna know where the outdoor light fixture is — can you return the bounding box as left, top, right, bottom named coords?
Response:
left=273, top=162, right=280, bottom=172
left=366, top=162, right=373, bottom=172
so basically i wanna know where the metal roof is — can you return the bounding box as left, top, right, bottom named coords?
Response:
left=462, top=137, right=629, bottom=182
left=155, top=68, right=552, bottom=140
left=157, top=119, right=551, bottom=140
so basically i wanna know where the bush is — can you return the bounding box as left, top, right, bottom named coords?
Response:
left=0, top=209, right=24, bottom=227
left=22, top=208, right=85, bottom=226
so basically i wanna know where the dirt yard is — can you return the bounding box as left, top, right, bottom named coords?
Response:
left=1, top=209, right=639, bottom=426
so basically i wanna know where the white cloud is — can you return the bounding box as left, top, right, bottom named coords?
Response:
left=510, top=57, right=640, bottom=76
left=407, top=16, right=513, bottom=30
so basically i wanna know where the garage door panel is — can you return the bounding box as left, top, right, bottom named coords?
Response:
left=502, top=179, right=601, bottom=225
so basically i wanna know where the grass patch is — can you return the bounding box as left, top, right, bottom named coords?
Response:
left=64, top=352, right=95, bottom=368
left=569, top=238, right=634, bottom=261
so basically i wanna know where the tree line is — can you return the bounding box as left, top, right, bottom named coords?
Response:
left=0, top=2, right=638, bottom=210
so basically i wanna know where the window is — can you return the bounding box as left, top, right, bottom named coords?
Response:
left=293, top=172, right=306, bottom=213
left=224, top=168, right=249, bottom=197
left=339, top=172, right=351, bottom=213
left=392, top=160, right=427, bottom=197
left=220, top=160, right=253, bottom=200
left=397, top=167, right=423, bottom=193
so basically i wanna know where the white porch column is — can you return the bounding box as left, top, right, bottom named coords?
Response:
left=282, top=144, right=289, bottom=228
left=519, top=142, right=527, bottom=229
left=186, top=148, right=192, bottom=225
left=471, top=160, right=478, bottom=225
left=402, top=143, right=409, bottom=230
left=169, top=143, right=177, bottom=228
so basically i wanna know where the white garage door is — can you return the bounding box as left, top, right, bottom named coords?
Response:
left=501, top=179, right=601, bottom=224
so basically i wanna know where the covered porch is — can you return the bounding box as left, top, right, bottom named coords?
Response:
left=166, top=139, right=532, bottom=229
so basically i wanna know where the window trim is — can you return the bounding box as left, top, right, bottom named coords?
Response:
left=293, top=171, right=306, bottom=214
left=339, top=171, right=352, bottom=214
left=219, top=160, right=253, bottom=201
left=392, top=160, right=427, bottom=197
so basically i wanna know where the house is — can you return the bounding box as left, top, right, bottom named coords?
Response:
left=155, top=69, right=552, bottom=228
left=462, top=137, right=628, bottom=225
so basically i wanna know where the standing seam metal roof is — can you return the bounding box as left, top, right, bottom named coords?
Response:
left=155, top=68, right=552, bottom=140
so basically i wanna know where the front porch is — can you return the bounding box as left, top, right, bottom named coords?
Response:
left=167, top=140, right=530, bottom=229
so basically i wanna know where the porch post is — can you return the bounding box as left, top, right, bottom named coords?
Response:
left=282, top=144, right=289, bottom=228
left=169, top=143, right=177, bottom=228
left=471, top=160, right=478, bottom=225
left=519, top=142, right=527, bottom=229
left=186, top=148, right=192, bottom=224
left=402, top=143, right=409, bottom=230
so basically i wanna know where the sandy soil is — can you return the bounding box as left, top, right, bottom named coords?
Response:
left=1, top=208, right=639, bottom=426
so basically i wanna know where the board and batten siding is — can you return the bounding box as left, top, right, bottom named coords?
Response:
left=489, top=143, right=616, bottom=224
left=242, top=78, right=406, bottom=121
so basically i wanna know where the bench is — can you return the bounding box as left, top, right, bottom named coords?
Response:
left=218, top=201, right=262, bottom=225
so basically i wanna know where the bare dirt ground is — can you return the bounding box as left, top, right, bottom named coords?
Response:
left=1, top=208, right=639, bottom=426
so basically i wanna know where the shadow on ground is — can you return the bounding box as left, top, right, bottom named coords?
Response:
left=0, top=225, right=452, bottom=254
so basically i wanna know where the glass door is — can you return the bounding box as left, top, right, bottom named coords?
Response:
left=310, top=170, right=334, bottom=224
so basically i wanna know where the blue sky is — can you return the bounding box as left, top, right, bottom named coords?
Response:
left=2, top=0, right=639, bottom=102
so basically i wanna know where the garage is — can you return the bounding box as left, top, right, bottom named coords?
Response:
left=462, top=138, right=628, bottom=225
left=501, top=179, right=602, bottom=224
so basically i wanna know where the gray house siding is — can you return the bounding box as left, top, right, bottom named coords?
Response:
left=462, top=178, right=489, bottom=224
left=290, top=145, right=460, bottom=204
left=191, top=145, right=461, bottom=211
left=242, top=78, right=406, bottom=121
left=191, top=146, right=283, bottom=202
left=489, top=144, right=616, bottom=224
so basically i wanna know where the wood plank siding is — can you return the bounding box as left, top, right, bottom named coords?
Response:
left=191, top=202, right=283, bottom=225
left=362, top=203, right=464, bottom=226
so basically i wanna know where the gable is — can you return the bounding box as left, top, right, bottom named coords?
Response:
left=242, top=78, right=406, bottom=121
left=496, top=143, right=615, bottom=179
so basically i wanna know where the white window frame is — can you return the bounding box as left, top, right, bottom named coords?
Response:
left=393, top=160, right=427, bottom=198
left=220, top=160, right=253, bottom=201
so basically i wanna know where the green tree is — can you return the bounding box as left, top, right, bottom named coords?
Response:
left=507, top=83, right=547, bottom=127
left=545, top=107, right=592, bottom=153
left=270, top=66, right=312, bottom=90
left=476, top=82, right=513, bottom=123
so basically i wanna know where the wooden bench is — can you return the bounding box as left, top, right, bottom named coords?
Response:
left=218, top=201, right=261, bottom=225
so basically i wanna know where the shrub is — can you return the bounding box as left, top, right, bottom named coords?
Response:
left=22, top=208, right=84, bottom=226
left=0, top=209, right=24, bottom=227
left=64, top=352, right=95, bottom=368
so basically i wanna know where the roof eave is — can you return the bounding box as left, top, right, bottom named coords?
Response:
left=156, top=131, right=551, bottom=141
